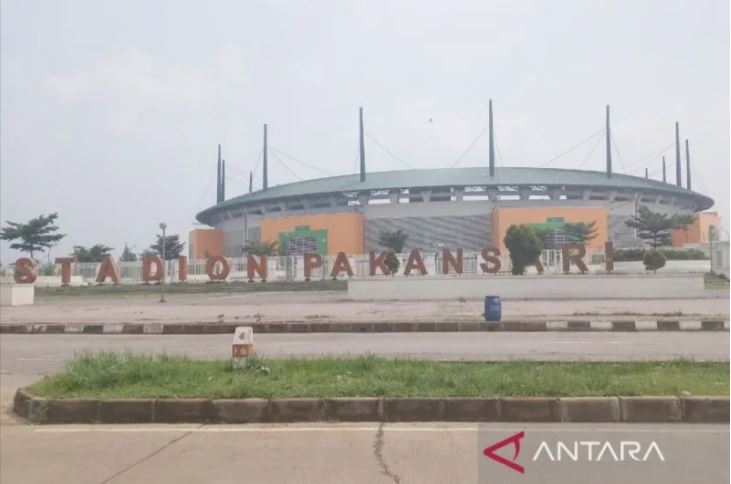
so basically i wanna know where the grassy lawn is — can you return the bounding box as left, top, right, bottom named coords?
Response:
left=705, top=273, right=730, bottom=290
left=27, top=353, right=729, bottom=399
left=35, top=279, right=346, bottom=299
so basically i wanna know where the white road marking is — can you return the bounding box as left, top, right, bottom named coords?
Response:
left=34, top=427, right=457, bottom=433
left=33, top=426, right=728, bottom=434
left=17, top=358, right=63, bottom=361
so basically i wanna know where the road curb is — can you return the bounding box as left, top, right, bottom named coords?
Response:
left=500, top=397, right=560, bottom=422
left=559, top=397, right=621, bottom=422
left=681, top=397, right=730, bottom=423
left=14, top=390, right=729, bottom=424
left=619, top=396, right=683, bottom=422
left=99, top=399, right=155, bottom=423
left=1, top=319, right=728, bottom=335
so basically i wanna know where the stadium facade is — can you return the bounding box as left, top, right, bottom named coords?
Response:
left=192, top=105, right=717, bottom=258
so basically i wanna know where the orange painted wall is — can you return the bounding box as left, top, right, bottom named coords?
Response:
left=261, top=213, right=364, bottom=255
left=492, top=206, right=608, bottom=251
left=188, top=229, right=224, bottom=258
left=672, top=212, right=720, bottom=247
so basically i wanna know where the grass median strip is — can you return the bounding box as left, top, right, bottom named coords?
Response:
left=26, top=353, right=729, bottom=399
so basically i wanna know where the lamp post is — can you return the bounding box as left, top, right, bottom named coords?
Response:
left=159, top=222, right=167, bottom=303
left=709, top=225, right=717, bottom=274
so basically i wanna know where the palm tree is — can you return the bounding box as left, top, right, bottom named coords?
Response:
left=242, top=241, right=278, bottom=256
left=72, top=244, right=113, bottom=262
left=564, top=221, right=598, bottom=245
left=377, top=229, right=409, bottom=253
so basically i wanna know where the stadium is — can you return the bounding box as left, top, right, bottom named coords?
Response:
left=192, top=106, right=717, bottom=258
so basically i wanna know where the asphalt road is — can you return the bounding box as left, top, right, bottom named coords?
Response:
left=3, top=291, right=728, bottom=324
left=1, top=333, right=728, bottom=378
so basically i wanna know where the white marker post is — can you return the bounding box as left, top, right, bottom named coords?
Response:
left=232, top=326, right=254, bottom=370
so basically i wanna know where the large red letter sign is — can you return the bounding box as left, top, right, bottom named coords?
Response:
left=96, top=256, right=120, bottom=284
left=304, top=253, right=322, bottom=281
left=561, top=243, right=588, bottom=274
left=207, top=255, right=230, bottom=281
left=246, top=254, right=267, bottom=282
left=330, top=252, right=354, bottom=279
left=604, top=241, right=614, bottom=272
left=54, top=257, right=76, bottom=285
left=178, top=256, right=188, bottom=282
left=369, top=251, right=391, bottom=276
left=14, top=258, right=37, bottom=284
left=403, top=249, right=427, bottom=276
left=442, top=249, right=463, bottom=275
left=142, top=256, right=163, bottom=284
left=480, top=247, right=501, bottom=273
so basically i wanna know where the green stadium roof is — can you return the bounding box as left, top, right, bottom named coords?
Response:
left=196, top=166, right=713, bottom=224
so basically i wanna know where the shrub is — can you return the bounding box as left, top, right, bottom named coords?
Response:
left=242, top=241, right=278, bottom=256
left=614, top=248, right=708, bottom=261
left=643, top=250, right=666, bottom=272
left=383, top=251, right=400, bottom=275
left=613, top=249, right=645, bottom=261
left=662, top=248, right=707, bottom=260
left=504, top=225, right=543, bottom=275
left=38, top=262, right=57, bottom=276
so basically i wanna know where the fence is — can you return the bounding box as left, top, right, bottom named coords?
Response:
left=59, top=249, right=607, bottom=284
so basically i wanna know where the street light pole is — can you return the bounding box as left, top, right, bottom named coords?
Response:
left=159, top=222, right=167, bottom=303
left=709, top=225, right=716, bottom=274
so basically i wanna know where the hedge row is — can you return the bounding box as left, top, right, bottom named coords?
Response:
left=613, top=248, right=708, bottom=261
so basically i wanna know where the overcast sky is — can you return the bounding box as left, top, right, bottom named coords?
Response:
left=1, top=0, right=728, bottom=262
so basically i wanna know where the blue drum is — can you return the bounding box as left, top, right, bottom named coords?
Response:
left=484, top=296, right=502, bottom=322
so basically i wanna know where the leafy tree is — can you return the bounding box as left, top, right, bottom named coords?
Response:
left=564, top=221, right=598, bottom=245
left=534, top=221, right=597, bottom=249
left=242, top=241, right=278, bottom=256
left=625, top=206, right=695, bottom=248
left=150, top=234, right=185, bottom=260
left=504, top=224, right=543, bottom=275
left=139, top=249, right=158, bottom=259
left=643, top=250, right=666, bottom=272
left=378, top=229, right=409, bottom=253
left=120, top=244, right=138, bottom=261
left=1, top=213, right=65, bottom=259
left=532, top=226, right=553, bottom=248
left=72, top=244, right=113, bottom=263
left=39, top=262, right=57, bottom=276
left=120, top=244, right=138, bottom=262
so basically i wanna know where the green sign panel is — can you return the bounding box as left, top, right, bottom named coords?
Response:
left=528, top=217, right=566, bottom=231
left=278, top=225, right=328, bottom=255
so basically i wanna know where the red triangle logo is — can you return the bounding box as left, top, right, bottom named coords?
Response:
left=482, top=431, right=525, bottom=474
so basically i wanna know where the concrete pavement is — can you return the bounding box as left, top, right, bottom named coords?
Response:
left=1, top=422, right=727, bottom=484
